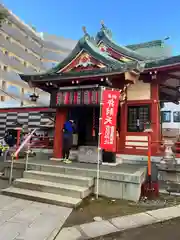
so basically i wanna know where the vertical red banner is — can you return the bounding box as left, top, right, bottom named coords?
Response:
left=100, top=89, right=120, bottom=152
left=64, top=92, right=70, bottom=104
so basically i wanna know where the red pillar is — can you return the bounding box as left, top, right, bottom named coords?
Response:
left=53, top=108, right=67, bottom=158
left=151, top=83, right=161, bottom=155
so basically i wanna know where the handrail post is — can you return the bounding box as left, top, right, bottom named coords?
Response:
left=9, top=128, right=37, bottom=184
left=147, top=132, right=152, bottom=185
left=25, top=144, right=30, bottom=172
left=9, top=154, right=14, bottom=185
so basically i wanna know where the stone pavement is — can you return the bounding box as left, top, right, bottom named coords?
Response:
left=92, top=217, right=180, bottom=240
left=56, top=205, right=180, bottom=240
left=0, top=195, right=72, bottom=240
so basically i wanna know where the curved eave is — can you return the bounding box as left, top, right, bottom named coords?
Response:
left=20, top=36, right=124, bottom=81
left=96, top=30, right=147, bottom=61
left=19, top=60, right=142, bottom=83
left=126, top=40, right=163, bottom=51
left=145, top=55, right=180, bottom=72
left=46, top=36, right=124, bottom=74
left=84, top=39, right=122, bottom=68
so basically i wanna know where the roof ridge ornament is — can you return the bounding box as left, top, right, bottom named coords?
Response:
left=82, top=26, right=90, bottom=40
left=100, top=20, right=105, bottom=28
left=81, top=26, right=96, bottom=45
left=100, top=20, right=112, bottom=39
left=82, top=26, right=87, bottom=35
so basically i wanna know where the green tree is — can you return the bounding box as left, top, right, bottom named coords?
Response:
left=0, top=9, right=8, bottom=27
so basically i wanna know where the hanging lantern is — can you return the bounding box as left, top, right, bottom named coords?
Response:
left=29, top=88, right=39, bottom=102
left=29, top=93, right=39, bottom=102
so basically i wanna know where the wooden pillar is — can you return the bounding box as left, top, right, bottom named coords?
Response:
left=53, top=108, right=67, bottom=158
left=151, top=83, right=161, bottom=155
left=118, top=102, right=127, bottom=153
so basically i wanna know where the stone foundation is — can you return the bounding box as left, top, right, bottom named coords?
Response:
left=3, top=161, right=146, bottom=202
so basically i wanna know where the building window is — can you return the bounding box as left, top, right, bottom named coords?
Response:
left=5, top=36, right=10, bottom=41
left=0, top=96, right=5, bottom=102
left=2, top=81, right=6, bottom=90
left=7, top=21, right=12, bottom=26
left=127, top=105, right=150, bottom=132
left=173, top=111, right=180, bottom=122
left=161, top=111, right=171, bottom=123
left=0, top=81, right=5, bottom=102
left=4, top=51, right=8, bottom=56
left=3, top=66, right=8, bottom=71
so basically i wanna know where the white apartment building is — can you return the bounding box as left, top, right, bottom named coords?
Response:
left=0, top=3, right=77, bottom=108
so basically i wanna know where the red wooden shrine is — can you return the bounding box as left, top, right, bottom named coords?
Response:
left=18, top=23, right=180, bottom=159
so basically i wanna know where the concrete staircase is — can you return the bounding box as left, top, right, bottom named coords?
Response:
left=2, top=170, right=94, bottom=208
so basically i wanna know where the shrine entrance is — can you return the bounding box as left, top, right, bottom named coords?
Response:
left=68, top=106, right=100, bottom=147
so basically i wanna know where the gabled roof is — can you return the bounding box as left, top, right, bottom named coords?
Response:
left=46, top=32, right=123, bottom=74
left=126, top=40, right=163, bottom=51
left=20, top=29, right=144, bottom=82
left=145, top=55, right=180, bottom=70
left=19, top=24, right=180, bottom=91
left=96, top=22, right=147, bottom=61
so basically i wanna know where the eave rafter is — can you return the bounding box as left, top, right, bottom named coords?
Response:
left=167, top=73, right=180, bottom=80
left=160, top=83, right=178, bottom=91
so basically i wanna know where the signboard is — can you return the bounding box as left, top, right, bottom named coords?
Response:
left=100, top=89, right=120, bottom=152
left=56, top=89, right=100, bottom=106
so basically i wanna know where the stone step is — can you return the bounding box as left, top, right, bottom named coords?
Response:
left=13, top=178, right=92, bottom=199
left=23, top=170, right=94, bottom=187
left=166, top=181, right=180, bottom=193
left=2, top=187, right=81, bottom=208
left=36, top=164, right=95, bottom=177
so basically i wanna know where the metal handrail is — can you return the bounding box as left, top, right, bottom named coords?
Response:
left=9, top=128, right=37, bottom=184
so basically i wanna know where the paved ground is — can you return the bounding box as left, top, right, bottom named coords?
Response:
left=0, top=195, right=72, bottom=240
left=93, top=218, right=180, bottom=240
left=58, top=205, right=180, bottom=239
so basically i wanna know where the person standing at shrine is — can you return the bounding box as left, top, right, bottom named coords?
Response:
left=62, top=119, right=75, bottom=163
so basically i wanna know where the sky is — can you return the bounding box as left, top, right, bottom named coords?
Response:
left=2, top=0, right=180, bottom=55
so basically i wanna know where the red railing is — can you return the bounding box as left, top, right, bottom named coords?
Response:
left=30, top=136, right=53, bottom=149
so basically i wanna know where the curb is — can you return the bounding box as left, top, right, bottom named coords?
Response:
left=55, top=204, right=180, bottom=240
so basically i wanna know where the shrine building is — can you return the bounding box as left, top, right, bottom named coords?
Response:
left=18, top=22, right=180, bottom=160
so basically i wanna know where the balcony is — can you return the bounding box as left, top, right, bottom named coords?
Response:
left=0, top=49, right=38, bottom=74
left=0, top=49, right=11, bottom=66
left=0, top=69, right=28, bottom=88
left=9, top=55, right=29, bottom=73
left=0, top=34, right=44, bottom=69
left=7, top=13, right=44, bottom=46
left=2, top=23, right=43, bottom=56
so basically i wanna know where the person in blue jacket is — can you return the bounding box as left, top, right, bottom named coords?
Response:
left=62, top=120, right=75, bottom=163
